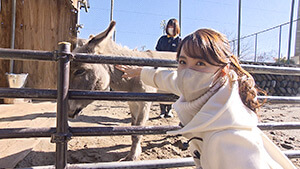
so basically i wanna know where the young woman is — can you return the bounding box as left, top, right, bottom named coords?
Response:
left=116, top=28, right=296, bottom=169
left=156, top=18, right=181, bottom=52
left=155, top=18, right=181, bottom=118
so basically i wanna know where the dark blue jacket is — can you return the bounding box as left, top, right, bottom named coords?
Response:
left=155, top=35, right=181, bottom=52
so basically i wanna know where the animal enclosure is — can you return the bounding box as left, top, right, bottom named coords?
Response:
left=0, top=45, right=300, bottom=168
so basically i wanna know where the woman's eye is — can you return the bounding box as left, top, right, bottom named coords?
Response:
left=196, top=62, right=206, bottom=66
left=178, top=60, right=186, bottom=65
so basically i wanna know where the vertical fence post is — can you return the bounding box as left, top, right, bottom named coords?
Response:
left=232, top=40, right=236, bottom=55
left=110, top=0, right=116, bottom=41
left=237, top=0, right=242, bottom=57
left=278, top=25, right=282, bottom=61
left=9, top=0, right=16, bottom=73
left=51, top=42, right=72, bottom=169
left=179, top=0, right=182, bottom=37
left=254, top=33, right=258, bottom=62
left=287, top=0, right=295, bottom=64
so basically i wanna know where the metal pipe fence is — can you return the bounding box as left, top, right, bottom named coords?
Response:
left=2, top=48, right=300, bottom=74
left=1, top=123, right=300, bottom=139
left=230, top=18, right=300, bottom=63
left=1, top=47, right=300, bottom=168
left=2, top=88, right=300, bottom=103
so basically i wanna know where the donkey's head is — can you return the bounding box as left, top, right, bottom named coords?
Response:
left=68, top=21, right=116, bottom=118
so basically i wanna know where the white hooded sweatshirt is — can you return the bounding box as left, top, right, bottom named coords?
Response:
left=141, top=67, right=296, bottom=169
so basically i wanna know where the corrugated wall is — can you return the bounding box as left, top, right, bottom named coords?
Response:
left=0, top=0, right=78, bottom=89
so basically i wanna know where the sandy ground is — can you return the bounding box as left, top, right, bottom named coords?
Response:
left=0, top=100, right=299, bottom=168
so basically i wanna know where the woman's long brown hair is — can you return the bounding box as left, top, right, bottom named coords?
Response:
left=176, top=28, right=266, bottom=114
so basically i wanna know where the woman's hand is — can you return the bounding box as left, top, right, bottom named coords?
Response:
left=115, top=65, right=142, bottom=78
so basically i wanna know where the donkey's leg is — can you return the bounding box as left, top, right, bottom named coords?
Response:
left=122, top=101, right=152, bottom=161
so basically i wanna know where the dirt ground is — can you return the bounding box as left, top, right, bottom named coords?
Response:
left=0, top=100, right=299, bottom=168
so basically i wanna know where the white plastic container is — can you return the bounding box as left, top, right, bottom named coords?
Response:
left=4, top=73, right=29, bottom=104
left=6, top=73, right=28, bottom=88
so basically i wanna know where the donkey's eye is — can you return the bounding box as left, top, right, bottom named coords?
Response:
left=74, top=69, right=85, bottom=76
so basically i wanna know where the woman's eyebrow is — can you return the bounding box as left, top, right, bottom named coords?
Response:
left=178, top=55, right=187, bottom=59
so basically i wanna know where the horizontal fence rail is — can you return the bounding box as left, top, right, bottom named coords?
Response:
left=0, top=88, right=178, bottom=102
left=1, top=88, right=300, bottom=103
left=258, top=96, right=300, bottom=103
left=242, top=64, right=300, bottom=75
left=23, top=151, right=300, bottom=169
left=1, top=48, right=300, bottom=75
left=25, top=158, right=196, bottom=169
left=1, top=122, right=300, bottom=139
left=74, top=53, right=178, bottom=67
left=0, top=126, right=181, bottom=139
left=0, top=48, right=56, bottom=61
left=66, top=157, right=196, bottom=169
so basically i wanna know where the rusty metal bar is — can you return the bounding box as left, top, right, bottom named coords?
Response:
left=0, top=88, right=57, bottom=99
left=1, top=48, right=300, bottom=75
left=0, top=127, right=55, bottom=138
left=16, top=152, right=300, bottom=169
left=22, top=158, right=195, bottom=169
left=70, top=125, right=181, bottom=136
left=285, top=150, right=300, bottom=158
left=68, top=90, right=178, bottom=102
left=73, top=53, right=178, bottom=67
left=0, top=88, right=178, bottom=102
left=52, top=42, right=72, bottom=169
left=0, top=126, right=181, bottom=139
left=0, top=48, right=55, bottom=61
left=67, top=157, right=195, bottom=169
left=241, top=64, right=300, bottom=75
left=1, top=123, right=300, bottom=139
left=257, top=122, right=300, bottom=130
left=259, top=96, right=300, bottom=103
left=1, top=88, right=300, bottom=103
left=73, top=53, right=300, bottom=75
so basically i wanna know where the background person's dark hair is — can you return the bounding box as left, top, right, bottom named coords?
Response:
left=166, top=18, right=180, bottom=36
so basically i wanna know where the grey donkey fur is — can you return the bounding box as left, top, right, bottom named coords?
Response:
left=68, top=21, right=176, bottom=161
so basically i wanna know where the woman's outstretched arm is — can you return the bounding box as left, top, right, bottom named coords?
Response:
left=115, top=65, right=142, bottom=78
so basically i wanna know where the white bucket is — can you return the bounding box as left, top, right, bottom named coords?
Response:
left=4, top=73, right=30, bottom=104
left=6, top=73, right=28, bottom=88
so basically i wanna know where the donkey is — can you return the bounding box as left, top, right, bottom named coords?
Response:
left=68, top=21, right=176, bottom=161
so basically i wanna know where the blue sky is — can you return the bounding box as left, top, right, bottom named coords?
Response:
left=79, top=0, right=299, bottom=62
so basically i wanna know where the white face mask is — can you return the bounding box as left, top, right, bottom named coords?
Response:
left=167, top=28, right=174, bottom=36
left=176, top=68, right=217, bottom=102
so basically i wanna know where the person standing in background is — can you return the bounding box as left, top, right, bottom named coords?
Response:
left=155, top=18, right=181, bottom=118
left=156, top=18, right=181, bottom=52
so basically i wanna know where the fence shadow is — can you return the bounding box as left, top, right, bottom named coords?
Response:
left=69, top=115, right=131, bottom=126
left=0, top=112, right=56, bottom=122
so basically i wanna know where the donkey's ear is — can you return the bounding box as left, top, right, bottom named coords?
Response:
left=88, top=21, right=116, bottom=46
